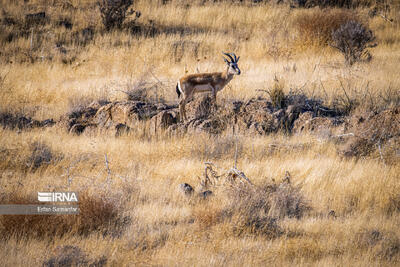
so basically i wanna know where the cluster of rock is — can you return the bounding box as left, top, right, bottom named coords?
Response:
left=179, top=183, right=213, bottom=199
left=54, top=94, right=399, bottom=160
left=0, top=112, right=54, bottom=130
left=58, top=100, right=178, bottom=136
left=57, top=93, right=344, bottom=137
left=2, top=93, right=398, bottom=160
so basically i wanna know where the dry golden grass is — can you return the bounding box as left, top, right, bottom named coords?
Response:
left=1, top=128, right=399, bottom=265
left=0, top=0, right=399, bottom=266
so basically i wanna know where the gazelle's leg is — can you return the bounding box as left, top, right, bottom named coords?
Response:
left=179, top=94, right=190, bottom=122
left=212, top=87, right=218, bottom=110
left=179, top=98, right=186, bottom=122
left=182, top=101, right=187, bottom=121
left=183, top=91, right=195, bottom=121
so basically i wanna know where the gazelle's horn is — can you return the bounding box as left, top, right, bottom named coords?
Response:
left=230, top=53, right=237, bottom=62
left=222, top=52, right=234, bottom=62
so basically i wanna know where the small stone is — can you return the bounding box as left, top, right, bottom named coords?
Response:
left=69, top=124, right=86, bottom=135
left=200, top=190, right=213, bottom=199
left=115, top=123, right=130, bottom=137
left=179, top=183, right=194, bottom=196
left=328, top=210, right=336, bottom=218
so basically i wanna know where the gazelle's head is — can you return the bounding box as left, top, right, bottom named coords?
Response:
left=223, top=52, right=241, bottom=75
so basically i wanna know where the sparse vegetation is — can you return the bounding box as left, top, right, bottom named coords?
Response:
left=331, top=20, right=377, bottom=65
left=268, top=77, right=286, bottom=109
left=98, top=0, right=140, bottom=31
left=0, top=0, right=399, bottom=266
left=293, top=8, right=357, bottom=47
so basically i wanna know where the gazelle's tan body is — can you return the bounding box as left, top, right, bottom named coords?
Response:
left=176, top=53, right=241, bottom=121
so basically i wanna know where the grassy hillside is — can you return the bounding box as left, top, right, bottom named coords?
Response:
left=0, top=0, right=399, bottom=266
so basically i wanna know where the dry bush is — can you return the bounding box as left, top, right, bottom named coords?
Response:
left=225, top=185, right=283, bottom=238
left=193, top=95, right=215, bottom=119
left=339, top=106, right=400, bottom=160
left=375, top=235, right=400, bottom=261
left=331, top=20, right=376, bottom=65
left=268, top=78, right=286, bottom=109
left=0, top=1, right=101, bottom=64
left=268, top=182, right=310, bottom=219
left=77, top=192, right=130, bottom=237
left=0, top=141, right=60, bottom=173
left=0, top=112, right=34, bottom=130
left=218, top=180, right=310, bottom=237
left=373, top=136, right=400, bottom=166
left=0, top=191, right=129, bottom=239
left=355, top=230, right=400, bottom=261
left=293, top=8, right=358, bottom=47
left=331, top=81, right=363, bottom=114
left=339, top=136, right=375, bottom=157
left=125, top=82, right=150, bottom=101
left=190, top=168, right=310, bottom=237
left=123, top=77, right=167, bottom=104
left=43, top=245, right=107, bottom=267
left=377, top=87, right=400, bottom=110
left=98, top=0, right=140, bottom=31
left=330, top=79, right=400, bottom=114
left=28, top=141, right=56, bottom=170
left=43, top=245, right=89, bottom=267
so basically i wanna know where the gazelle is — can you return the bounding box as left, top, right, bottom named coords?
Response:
left=176, top=52, right=241, bottom=121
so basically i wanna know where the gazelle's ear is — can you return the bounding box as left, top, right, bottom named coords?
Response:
left=236, top=56, right=240, bottom=62
left=223, top=57, right=229, bottom=64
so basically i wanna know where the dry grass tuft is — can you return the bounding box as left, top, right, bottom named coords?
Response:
left=191, top=203, right=222, bottom=229
left=268, top=77, right=286, bottom=109
left=0, top=140, right=60, bottom=173
left=28, top=141, right=57, bottom=170
left=194, top=178, right=311, bottom=238
left=223, top=184, right=284, bottom=238
left=356, top=229, right=400, bottom=261
left=189, top=164, right=310, bottom=238
left=43, top=245, right=107, bottom=267
left=293, top=8, right=359, bottom=47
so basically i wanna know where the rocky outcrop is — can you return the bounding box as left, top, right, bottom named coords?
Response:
left=292, top=111, right=346, bottom=138
left=58, top=100, right=107, bottom=134
left=49, top=95, right=400, bottom=160
left=58, top=100, right=177, bottom=136
left=0, top=112, right=55, bottom=130
left=55, top=95, right=345, bottom=137
left=338, top=107, right=400, bottom=159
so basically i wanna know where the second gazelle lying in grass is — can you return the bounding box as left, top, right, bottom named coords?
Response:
left=176, top=52, right=241, bottom=122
